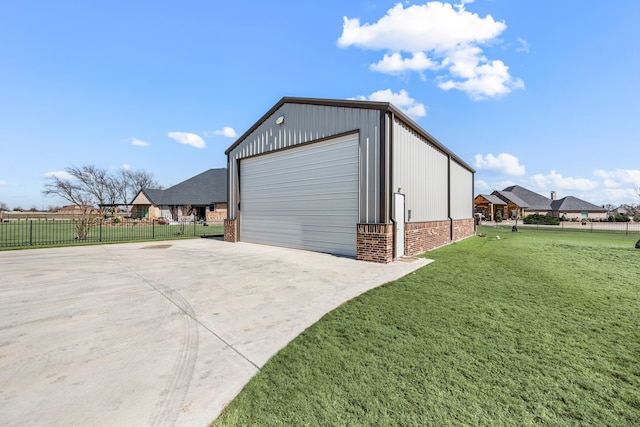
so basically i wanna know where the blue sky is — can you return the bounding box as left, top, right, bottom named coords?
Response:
left=1, top=0, right=639, bottom=210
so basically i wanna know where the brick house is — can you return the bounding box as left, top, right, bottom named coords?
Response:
left=130, top=168, right=227, bottom=222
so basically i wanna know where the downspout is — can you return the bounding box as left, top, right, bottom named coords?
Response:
left=379, top=110, right=388, bottom=224
left=472, top=171, right=476, bottom=232
left=448, top=154, right=453, bottom=241
left=389, top=111, right=396, bottom=257
left=389, top=111, right=394, bottom=215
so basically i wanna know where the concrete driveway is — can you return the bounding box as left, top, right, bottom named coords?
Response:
left=0, top=238, right=429, bottom=426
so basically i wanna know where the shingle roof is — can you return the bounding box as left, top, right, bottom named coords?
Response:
left=551, top=196, right=606, bottom=212
left=492, top=190, right=530, bottom=208
left=477, top=194, right=506, bottom=205
left=136, top=168, right=227, bottom=206
left=500, top=185, right=552, bottom=210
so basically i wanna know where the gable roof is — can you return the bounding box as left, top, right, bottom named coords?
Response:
left=224, top=96, right=474, bottom=173
left=476, top=194, right=506, bottom=205
left=499, top=185, right=552, bottom=211
left=551, top=196, right=606, bottom=212
left=133, top=168, right=227, bottom=206
left=492, top=190, right=530, bottom=208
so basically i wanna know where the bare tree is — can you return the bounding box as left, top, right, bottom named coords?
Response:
left=44, top=165, right=160, bottom=208
left=43, top=165, right=160, bottom=236
left=127, top=170, right=161, bottom=193
left=604, top=204, right=616, bottom=216
left=116, top=169, right=162, bottom=207
left=43, top=168, right=95, bottom=209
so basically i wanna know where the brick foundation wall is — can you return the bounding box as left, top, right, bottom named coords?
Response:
left=452, top=218, right=475, bottom=242
left=405, top=218, right=475, bottom=256
left=356, top=223, right=394, bottom=263
left=224, top=219, right=238, bottom=242
left=405, top=221, right=450, bottom=256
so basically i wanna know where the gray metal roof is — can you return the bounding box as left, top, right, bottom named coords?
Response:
left=551, top=196, right=606, bottom=212
left=136, top=168, right=227, bottom=206
left=224, top=96, right=474, bottom=173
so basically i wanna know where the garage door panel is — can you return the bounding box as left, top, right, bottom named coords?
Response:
left=240, top=135, right=359, bottom=257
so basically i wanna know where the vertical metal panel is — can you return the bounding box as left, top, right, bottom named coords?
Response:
left=240, top=135, right=359, bottom=256
left=227, top=103, right=381, bottom=223
left=450, top=160, right=474, bottom=219
left=392, top=119, right=449, bottom=222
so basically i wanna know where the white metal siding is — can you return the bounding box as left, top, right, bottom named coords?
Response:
left=240, top=134, right=359, bottom=256
left=392, top=119, right=449, bottom=222
left=450, top=160, right=473, bottom=219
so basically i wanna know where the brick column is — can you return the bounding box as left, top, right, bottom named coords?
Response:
left=224, top=219, right=238, bottom=242
left=356, top=223, right=394, bottom=263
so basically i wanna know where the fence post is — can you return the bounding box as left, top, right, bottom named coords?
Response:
left=626, top=222, right=629, bottom=235
left=152, top=220, right=155, bottom=239
left=193, top=218, right=196, bottom=236
left=29, top=220, right=33, bottom=246
left=99, top=219, right=103, bottom=242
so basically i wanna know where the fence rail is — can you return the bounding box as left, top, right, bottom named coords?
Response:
left=0, top=218, right=224, bottom=249
left=484, top=220, right=640, bottom=235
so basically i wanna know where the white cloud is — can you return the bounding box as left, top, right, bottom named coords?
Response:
left=45, top=171, right=75, bottom=180
left=594, top=168, right=640, bottom=188
left=214, top=127, right=238, bottom=138
left=474, top=179, right=490, bottom=190
left=438, top=58, right=524, bottom=101
left=516, top=38, right=531, bottom=53
left=338, top=2, right=523, bottom=100
left=130, top=138, right=150, bottom=147
left=353, top=89, right=426, bottom=119
left=530, top=170, right=598, bottom=191
left=121, top=164, right=131, bottom=170
left=168, top=132, right=206, bottom=149
left=0, top=180, right=7, bottom=185
left=370, top=52, right=440, bottom=75
left=474, top=153, right=525, bottom=176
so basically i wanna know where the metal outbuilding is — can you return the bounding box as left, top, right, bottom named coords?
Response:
left=224, top=97, right=475, bottom=263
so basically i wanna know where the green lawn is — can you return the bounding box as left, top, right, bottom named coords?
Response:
left=214, top=227, right=640, bottom=426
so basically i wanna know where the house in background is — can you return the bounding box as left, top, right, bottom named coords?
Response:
left=550, top=195, right=607, bottom=220
left=130, top=168, right=227, bottom=222
left=473, top=194, right=506, bottom=221
left=475, top=185, right=606, bottom=221
left=613, top=204, right=637, bottom=220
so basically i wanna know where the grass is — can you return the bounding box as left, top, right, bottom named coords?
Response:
left=0, top=219, right=224, bottom=249
left=213, top=227, right=640, bottom=426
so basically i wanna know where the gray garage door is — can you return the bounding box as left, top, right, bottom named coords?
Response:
left=240, top=134, right=359, bottom=256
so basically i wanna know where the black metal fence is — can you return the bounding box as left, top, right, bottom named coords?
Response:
left=485, top=220, right=640, bottom=235
left=0, top=218, right=224, bottom=249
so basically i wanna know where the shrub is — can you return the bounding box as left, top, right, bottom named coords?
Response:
left=522, top=214, right=560, bottom=225
left=606, top=215, right=630, bottom=222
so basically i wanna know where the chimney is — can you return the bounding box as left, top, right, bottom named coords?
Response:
left=551, top=191, right=557, bottom=200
